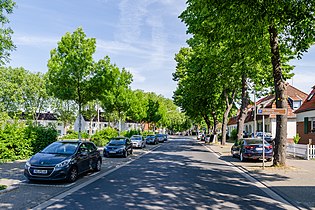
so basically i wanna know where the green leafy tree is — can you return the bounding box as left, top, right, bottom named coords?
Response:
left=47, top=27, right=96, bottom=140
left=100, top=66, right=133, bottom=134
left=0, top=0, right=16, bottom=65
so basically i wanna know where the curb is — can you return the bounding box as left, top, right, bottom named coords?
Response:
left=0, top=185, right=19, bottom=195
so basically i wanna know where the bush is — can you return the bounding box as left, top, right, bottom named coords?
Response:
left=0, top=121, right=58, bottom=161
left=61, top=130, right=89, bottom=140
left=24, top=125, right=58, bottom=154
left=293, top=134, right=301, bottom=144
left=141, top=131, right=155, bottom=137
left=230, top=129, right=238, bottom=142
left=0, top=121, right=32, bottom=160
left=90, top=127, right=118, bottom=147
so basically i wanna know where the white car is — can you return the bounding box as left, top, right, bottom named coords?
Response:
left=130, top=135, right=146, bottom=148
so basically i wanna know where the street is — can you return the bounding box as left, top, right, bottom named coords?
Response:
left=30, top=138, right=293, bottom=210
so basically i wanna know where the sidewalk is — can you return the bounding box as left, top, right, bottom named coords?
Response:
left=207, top=142, right=315, bottom=210
left=0, top=160, right=25, bottom=194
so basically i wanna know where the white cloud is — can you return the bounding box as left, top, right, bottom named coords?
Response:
left=126, top=67, right=146, bottom=83
left=13, top=34, right=58, bottom=47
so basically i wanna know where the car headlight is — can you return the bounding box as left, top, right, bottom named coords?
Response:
left=55, top=159, right=71, bottom=168
left=25, top=160, right=31, bottom=168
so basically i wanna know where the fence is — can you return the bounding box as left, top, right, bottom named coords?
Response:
left=286, top=143, right=315, bottom=160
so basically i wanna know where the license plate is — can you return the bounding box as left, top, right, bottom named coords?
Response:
left=256, top=148, right=263, bottom=151
left=33, top=169, right=47, bottom=174
left=109, top=151, right=116, bottom=154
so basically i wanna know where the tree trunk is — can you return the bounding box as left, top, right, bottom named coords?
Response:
left=203, top=115, right=211, bottom=134
left=221, top=89, right=236, bottom=145
left=237, top=73, right=250, bottom=140
left=78, top=103, right=82, bottom=140
left=211, top=112, right=217, bottom=135
left=269, top=25, right=287, bottom=167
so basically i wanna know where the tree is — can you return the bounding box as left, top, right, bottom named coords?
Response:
left=100, top=64, right=133, bottom=134
left=0, top=0, right=16, bottom=65
left=47, top=27, right=96, bottom=140
left=127, top=90, right=148, bottom=128
left=180, top=0, right=314, bottom=166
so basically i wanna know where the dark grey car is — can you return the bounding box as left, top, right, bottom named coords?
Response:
left=24, top=140, right=102, bottom=182
left=103, top=137, right=133, bottom=158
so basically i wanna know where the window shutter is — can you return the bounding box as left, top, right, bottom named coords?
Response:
left=304, top=117, right=309, bottom=134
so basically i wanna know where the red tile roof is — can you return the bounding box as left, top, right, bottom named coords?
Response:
left=295, top=85, right=315, bottom=113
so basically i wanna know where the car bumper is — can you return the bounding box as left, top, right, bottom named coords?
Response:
left=24, top=166, right=70, bottom=181
left=243, top=153, right=273, bottom=160
left=104, top=150, right=124, bottom=156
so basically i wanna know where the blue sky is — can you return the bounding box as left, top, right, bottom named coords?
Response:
left=6, top=0, right=315, bottom=99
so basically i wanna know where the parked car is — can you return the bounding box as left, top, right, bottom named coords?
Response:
left=155, top=134, right=166, bottom=143
left=103, top=137, right=133, bottom=158
left=205, top=134, right=211, bottom=143
left=231, top=138, right=273, bottom=162
left=256, top=132, right=273, bottom=143
left=197, top=133, right=203, bottom=140
left=146, top=135, right=158, bottom=145
left=24, top=140, right=102, bottom=182
left=163, top=134, right=168, bottom=141
left=130, top=135, right=146, bottom=148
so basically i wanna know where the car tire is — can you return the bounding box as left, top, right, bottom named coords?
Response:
left=240, top=152, right=246, bottom=162
left=67, top=166, right=78, bottom=183
left=130, top=148, right=133, bottom=155
left=123, top=150, right=128, bottom=158
left=94, top=159, right=102, bottom=172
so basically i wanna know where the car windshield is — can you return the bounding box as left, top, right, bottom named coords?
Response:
left=147, top=135, right=155, bottom=138
left=109, top=140, right=125, bottom=146
left=156, top=134, right=163, bottom=137
left=131, top=137, right=142, bottom=140
left=41, top=142, right=78, bottom=155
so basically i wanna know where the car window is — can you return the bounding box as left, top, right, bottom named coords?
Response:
left=86, top=143, right=96, bottom=152
left=79, top=143, right=88, bottom=152
left=41, top=142, right=78, bottom=155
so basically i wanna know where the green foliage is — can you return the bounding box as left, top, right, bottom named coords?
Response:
left=293, top=134, right=301, bottom=144
left=0, top=121, right=31, bottom=160
left=230, top=129, right=238, bottom=142
left=121, top=129, right=141, bottom=138
left=0, top=121, right=58, bottom=161
left=61, top=130, right=89, bottom=140
left=24, top=125, right=58, bottom=154
left=141, top=130, right=155, bottom=137
left=90, top=127, right=118, bottom=146
left=0, top=185, right=7, bottom=190
left=0, top=0, right=16, bottom=65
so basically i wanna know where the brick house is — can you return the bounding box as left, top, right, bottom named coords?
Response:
left=295, top=85, right=315, bottom=144
left=227, top=84, right=308, bottom=141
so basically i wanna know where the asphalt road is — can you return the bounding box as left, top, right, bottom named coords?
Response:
left=34, top=139, right=293, bottom=210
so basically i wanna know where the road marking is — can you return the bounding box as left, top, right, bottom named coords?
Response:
left=31, top=144, right=162, bottom=210
left=201, top=143, right=298, bottom=210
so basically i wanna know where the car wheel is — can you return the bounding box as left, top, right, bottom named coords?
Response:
left=123, top=150, right=128, bottom=158
left=94, top=159, right=101, bottom=172
left=240, top=152, right=246, bottom=162
left=130, top=148, right=133, bottom=154
left=67, top=166, right=78, bottom=183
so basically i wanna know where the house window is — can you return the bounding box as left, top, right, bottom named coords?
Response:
left=57, top=130, right=61, bottom=135
left=57, top=122, right=62, bottom=126
left=293, top=100, right=302, bottom=109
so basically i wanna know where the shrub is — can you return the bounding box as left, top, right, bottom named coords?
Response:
left=0, top=121, right=32, bottom=160
left=24, top=125, right=58, bottom=154
left=230, top=129, right=238, bottom=142
left=293, top=134, right=301, bottom=144
left=141, top=131, right=155, bottom=137
left=61, top=130, right=89, bottom=140
left=90, top=127, right=118, bottom=146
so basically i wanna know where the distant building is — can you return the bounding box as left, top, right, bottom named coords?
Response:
left=295, top=85, right=315, bottom=144
left=35, top=112, right=66, bottom=136
left=227, top=84, right=308, bottom=141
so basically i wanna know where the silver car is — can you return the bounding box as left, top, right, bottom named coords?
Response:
left=130, top=135, right=146, bottom=148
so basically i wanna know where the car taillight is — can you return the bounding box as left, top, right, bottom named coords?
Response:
left=266, top=145, right=273, bottom=149
left=245, top=146, right=255, bottom=150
